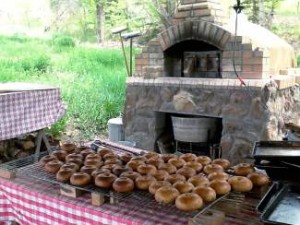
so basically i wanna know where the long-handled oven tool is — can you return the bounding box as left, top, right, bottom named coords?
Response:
left=112, top=26, right=130, bottom=76
left=121, top=31, right=142, bottom=77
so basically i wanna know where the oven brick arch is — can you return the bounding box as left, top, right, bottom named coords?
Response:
left=135, top=20, right=267, bottom=79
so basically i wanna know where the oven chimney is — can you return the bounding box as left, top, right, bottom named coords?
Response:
left=172, top=0, right=227, bottom=26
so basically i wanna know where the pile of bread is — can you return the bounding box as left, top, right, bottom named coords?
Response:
left=39, top=144, right=269, bottom=212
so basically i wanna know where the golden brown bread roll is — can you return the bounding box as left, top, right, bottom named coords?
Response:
left=203, top=164, right=224, bottom=175
left=130, top=156, right=147, bottom=162
left=56, top=168, right=73, bottom=183
left=60, top=162, right=80, bottom=172
left=94, top=172, right=117, bottom=188
left=112, top=165, right=133, bottom=176
left=193, top=185, right=216, bottom=202
left=120, top=171, right=141, bottom=181
left=44, top=160, right=63, bottom=174
left=65, top=158, right=83, bottom=167
left=149, top=180, right=171, bottom=195
left=80, top=165, right=98, bottom=175
left=173, top=181, right=194, bottom=193
left=103, top=153, right=119, bottom=160
left=175, top=193, right=203, bottom=211
left=158, top=163, right=177, bottom=174
left=137, top=164, right=157, bottom=175
left=196, top=156, right=212, bottom=166
left=79, top=149, right=95, bottom=159
left=209, top=180, right=231, bottom=195
left=84, top=158, right=103, bottom=167
left=176, top=166, right=196, bottom=179
left=234, top=163, right=255, bottom=176
left=91, top=168, right=111, bottom=178
left=60, top=143, right=76, bottom=153
left=104, top=158, right=122, bottom=165
left=160, top=154, right=178, bottom=163
left=168, top=158, right=185, bottom=169
left=97, top=148, right=113, bottom=157
left=126, top=160, right=145, bottom=171
left=85, top=153, right=102, bottom=161
left=247, top=172, right=270, bottom=186
left=164, top=173, right=186, bottom=184
left=212, top=158, right=231, bottom=170
left=143, top=152, right=159, bottom=159
left=135, top=175, right=157, bottom=190
left=184, top=161, right=203, bottom=173
left=65, top=153, right=84, bottom=161
left=155, top=186, right=180, bottom=204
left=112, top=177, right=134, bottom=193
left=179, top=153, right=197, bottom=162
left=51, top=150, right=67, bottom=162
left=39, top=155, right=58, bottom=166
left=188, top=175, right=210, bottom=187
left=208, top=172, right=229, bottom=181
left=146, top=157, right=164, bottom=168
left=152, top=170, right=169, bottom=181
left=228, top=176, right=253, bottom=192
left=70, top=172, right=91, bottom=186
left=120, top=153, right=133, bottom=164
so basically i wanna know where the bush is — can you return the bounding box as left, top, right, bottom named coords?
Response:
left=20, top=55, right=51, bottom=73
left=52, top=34, right=76, bottom=48
left=297, top=55, right=300, bottom=67
left=8, top=34, right=29, bottom=43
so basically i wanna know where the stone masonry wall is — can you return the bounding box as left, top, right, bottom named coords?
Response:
left=123, top=77, right=300, bottom=164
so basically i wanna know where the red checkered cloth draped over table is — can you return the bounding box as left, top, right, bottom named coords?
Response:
left=0, top=167, right=189, bottom=225
left=0, top=88, right=65, bottom=141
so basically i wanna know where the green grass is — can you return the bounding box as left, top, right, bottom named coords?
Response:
left=0, top=34, right=129, bottom=139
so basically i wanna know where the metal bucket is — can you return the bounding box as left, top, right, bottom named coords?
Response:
left=171, top=116, right=217, bottom=143
left=107, top=117, right=124, bottom=142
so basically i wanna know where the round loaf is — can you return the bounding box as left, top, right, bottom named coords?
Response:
left=112, top=177, right=134, bottom=193
left=135, top=175, right=157, bottom=190
left=155, top=186, right=180, bottom=204
left=247, top=172, right=270, bottom=186
left=175, top=193, right=203, bottom=211
left=149, top=181, right=171, bottom=195
left=228, top=176, right=253, bottom=192
left=94, top=172, right=117, bottom=188
left=209, top=180, right=231, bottom=195
left=173, top=181, right=194, bottom=193
left=70, top=172, right=91, bottom=186
left=44, top=160, right=63, bottom=174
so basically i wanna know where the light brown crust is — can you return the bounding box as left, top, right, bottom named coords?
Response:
left=112, top=177, right=134, bottom=193
left=175, top=193, right=203, bottom=211
left=94, top=172, right=117, bottom=188
left=70, top=172, right=91, bottom=186
left=155, top=186, right=180, bottom=204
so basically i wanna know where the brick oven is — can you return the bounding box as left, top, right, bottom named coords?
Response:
left=123, top=0, right=300, bottom=164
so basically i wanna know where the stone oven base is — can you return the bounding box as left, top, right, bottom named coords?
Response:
left=123, top=77, right=300, bottom=165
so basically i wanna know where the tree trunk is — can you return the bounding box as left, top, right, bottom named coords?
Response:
left=96, top=3, right=105, bottom=43
left=259, top=0, right=265, bottom=25
left=252, top=0, right=258, bottom=23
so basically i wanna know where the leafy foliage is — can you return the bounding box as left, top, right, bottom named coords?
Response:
left=242, top=0, right=284, bottom=27
left=52, top=34, right=76, bottom=48
left=0, top=35, right=128, bottom=139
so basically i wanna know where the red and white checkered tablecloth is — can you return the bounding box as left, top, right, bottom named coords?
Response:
left=0, top=165, right=190, bottom=225
left=0, top=83, right=65, bottom=141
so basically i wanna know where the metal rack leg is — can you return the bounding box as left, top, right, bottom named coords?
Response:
left=34, top=129, right=52, bottom=162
